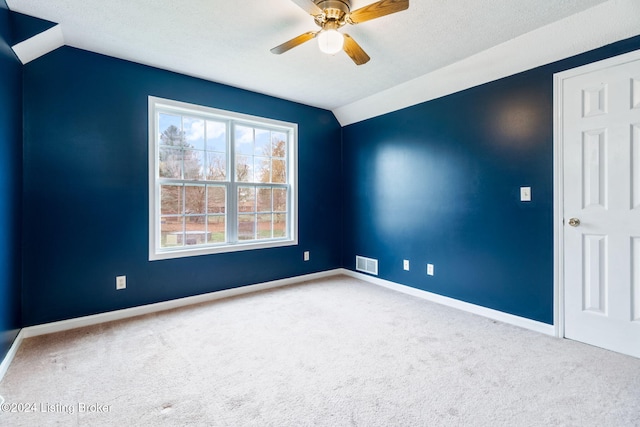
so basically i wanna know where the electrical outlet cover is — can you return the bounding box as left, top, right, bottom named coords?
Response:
left=427, top=264, right=434, bottom=276
left=116, top=275, right=126, bottom=290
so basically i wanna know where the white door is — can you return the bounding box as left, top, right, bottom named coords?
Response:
left=559, top=50, right=640, bottom=358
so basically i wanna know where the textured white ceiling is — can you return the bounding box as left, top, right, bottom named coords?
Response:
left=6, top=0, right=636, bottom=119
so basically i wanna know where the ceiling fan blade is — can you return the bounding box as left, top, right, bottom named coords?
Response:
left=343, top=34, right=370, bottom=65
left=271, top=31, right=318, bottom=54
left=290, top=0, right=323, bottom=15
left=347, top=0, right=409, bottom=24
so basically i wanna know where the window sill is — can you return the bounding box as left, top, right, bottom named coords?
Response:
left=149, top=238, right=298, bottom=261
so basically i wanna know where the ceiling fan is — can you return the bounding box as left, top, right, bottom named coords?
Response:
left=271, top=0, right=409, bottom=65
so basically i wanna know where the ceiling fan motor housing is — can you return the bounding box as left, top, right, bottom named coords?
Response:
left=314, top=0, right=351, bottom=27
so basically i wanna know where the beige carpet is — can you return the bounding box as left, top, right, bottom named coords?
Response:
left=0, top=275, right=639, bottom=426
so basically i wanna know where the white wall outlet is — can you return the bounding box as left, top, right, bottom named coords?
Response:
left=520, top=186, right=531, bottom=202
left=403, top=260, right=410, bottom=271
left=303, top=251, right=310, bottom=261
left=116, top=275, right=126, bottom=290
left=427, top=264, right=434, bottom=276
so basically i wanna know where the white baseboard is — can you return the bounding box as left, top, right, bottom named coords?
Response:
left=22, top=269, right=342, bottom=339
left=0, top=329, right=25, bottom=382
left=339, top=269, right=556, bottom=336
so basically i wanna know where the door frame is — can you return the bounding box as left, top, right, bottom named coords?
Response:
left=553, top=48, right=640, bottom=339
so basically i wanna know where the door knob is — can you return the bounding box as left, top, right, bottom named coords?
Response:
left=568, top=218, right=580, bottom=227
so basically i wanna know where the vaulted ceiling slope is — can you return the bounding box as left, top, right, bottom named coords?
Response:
left=7, top=0, right=640, bottom=125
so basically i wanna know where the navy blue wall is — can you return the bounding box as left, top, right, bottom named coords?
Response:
left=22, top=47, right=342, bottom=326
left=342, top=36, right=640, bottom=324
left=0, top=1, right=23, bottom=360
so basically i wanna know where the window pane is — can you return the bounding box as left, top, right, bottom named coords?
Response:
left=236, top=155, right=253, bottom=182
left=207, top=186, right=226, bottom=214
left=255, top=129, right=270, bottom=156
left=254, top=157, right=270, bottom=183
left=160, top=185, right=183, bottom=215
left=185, top=185, right=206, bottom=214
left=161, top=216, right=183, bottom=248
left=274, top=213, right=287, bottom=238
left=185, top=216, right=206, bottom=245
left=159, top=147, right=183, bottom=178
left=159, top=114, right=181, bottom=137
left=206, top=120, right=226, bottom=152
left=257, top=188, right=272, bottom=212
left=235, top=125, right=254, bottom=155
left=272, top=159, right=286, bottom=183
left=183, top=150, right=204, bottom=180
left=257, top=214, right=273, bottom=240
left=238, top=187, right=255, bottom=213
left=159, top=121, right=186, bottom=148
left=207, top=216, right=226, bottom=243
left=183, top=117, right=205, bottom=150
left=272, top=133, right=287, bottom=157
left=273, top=188, right=287, bottom=212
left=206, top=152, right=226, bottom=181
left=238, top=214, right=256, bottom=240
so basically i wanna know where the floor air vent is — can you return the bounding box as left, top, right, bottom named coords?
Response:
left=356, top=256, right=378, bottom=275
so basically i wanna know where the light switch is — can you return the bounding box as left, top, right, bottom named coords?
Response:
left=520, top=187, right=531, bottom=202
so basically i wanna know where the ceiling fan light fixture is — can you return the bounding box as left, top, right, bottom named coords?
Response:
left=317, top=29, right=344, bottom=55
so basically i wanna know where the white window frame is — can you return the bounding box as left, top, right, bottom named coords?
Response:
left=148, top=96, right=298, bottom=261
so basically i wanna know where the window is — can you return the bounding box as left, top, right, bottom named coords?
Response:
left=149, top=97, right=297, bottom=260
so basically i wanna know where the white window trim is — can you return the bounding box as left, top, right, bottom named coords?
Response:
left=148, top=96, right=298, bottom=261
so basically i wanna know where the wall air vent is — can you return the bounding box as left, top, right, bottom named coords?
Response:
left=356, top=255, right=378, bottom=276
